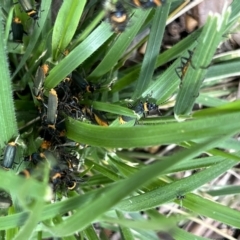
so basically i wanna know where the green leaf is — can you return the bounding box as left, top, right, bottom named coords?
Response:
left=12, top=0, right=52, bottom=78
left=0, top=12, right=18, bottom=146
left=116, top=210, right=135, bottom=240
left=133, top=3, right=170, bottom=99
left=52, top=0, right=87, bottom=60
left=207, top=185, right=240, bottom=196
left=86, top=100, right=136, bottom=117
left=116, top=159, right=237, bottom=215
left=83, top=225, right=100, bottom=240
left=89, top=8, right=150, bottom=79
left=41, top=137, right=230, bottom=236
left=101, top=211, right=178, bottom=232
left=66, top=107, right=240, bottom=148
left=85, top=159, right=121, bottom=181
left=183, top=193, right=240, bottom=228
left=45, top=22, right=112, bottom=89
left=174, top=7, right=232, bottom=118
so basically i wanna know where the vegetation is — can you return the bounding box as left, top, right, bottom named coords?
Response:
left=1, top=0, right=240, bottom=239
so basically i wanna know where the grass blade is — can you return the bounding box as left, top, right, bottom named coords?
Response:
left=52, top=0, right=87, bottom=60
left=133, top=3, right=170, bottom=99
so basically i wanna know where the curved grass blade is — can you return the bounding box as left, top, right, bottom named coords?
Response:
left=66, top=107, right=240, bottom=148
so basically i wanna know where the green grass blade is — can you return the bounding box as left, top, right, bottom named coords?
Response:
left=207, top=185, right=240, bottom=196
left=205, top=61, right=240, bottom=82
left=100, top=212, right=178, bottom=231
left=85, top=159, right=121, bottom=181
left=89, top=9, right=149, bottom=79
left=6, top=207, right=18, bottom=239
left=66, top=105, right=240, bottom=148
left=71, top=10, right=105, bottom=49
left=87, top=101, right=136, bottom=117
left=41, top=137, right=230, bottom=236
left=4, top=6, right=14, bottom=42
left=116, top=210, right=135, bottom=240
left=172, top=228, right=209, bottom=240
left=0, top=13, right=18, bottom=146
left=116, top=159, right=236, bottom=212
left=228, top=0, right=240, bottom=25
left=183, top=194, right=240, bottom=228
left=174, top=7, right=232, bottom=119
left=11, top=0, right=51, bottom=78
left=83, top=225, right=100, bottom=240
left=52, top=0, right=87, bottom=60
left=142, top=58, right=180, bottom=103
left=45, top=22, right=112, bottom=89
left=196, top=94, right=228, bottom=107
left=132, top=3, right=170, bottom=99
left=13, top=200, right=45, bottom=239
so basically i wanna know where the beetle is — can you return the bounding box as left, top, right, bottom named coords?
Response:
left=119, top=100, right=160, bottom=124
left=142, top=100, right=160, bottom=116
left=55, top=77, right=72, bottom=103
left=40, top=140, right=52, bottom=150
left=24, top=152, right=46, bottom=165
left=119, top=102, right=144, bottom=124
left=33, top=64, right=48, bottom=99
left=175, top=50, right=195, bottom=85
left=92, top=111, right=109, bottom=127
left=18, top=0, right=39, bottom=21
left=1, top=135, right=20, bottom=170
left=50, top=166, right=79, bottom=191
left=72, top=71, right=100, bottom=95
left=47, top=89, right=58, bottom=127
left=55, top=147, right=80, bottom=171
left=11, top=17, right=27, bottom=43
left=104, top=0, right=129, bottom=33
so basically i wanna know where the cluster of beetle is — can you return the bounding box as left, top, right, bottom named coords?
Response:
left=32, top=68, right=160, bottom=191
left=0, top=60, right=162, bottom=193
left=21, top=64, right=111, bottom=192
left=4, top=0, right=165, bottom=194
left=30, top=63, right=160, bottom=190
left=3, top=0, right=196, bottom=194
